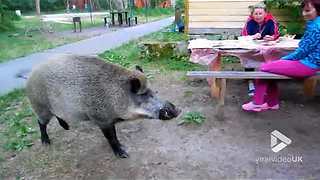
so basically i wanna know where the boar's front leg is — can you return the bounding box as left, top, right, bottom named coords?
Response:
left=100, top=124, right=129, bottom=158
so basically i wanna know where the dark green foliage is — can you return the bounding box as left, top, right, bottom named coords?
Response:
left=40, top=0, right=65, bottom=12
left=0, top=0, right=17, bottom=31
left=150, top=0, right=162, bottom=8
left=6, top=0, right=34, bottom=12
left=264, top=0, right=301, bottom=9
left=285, top=22, right=305, bottom=35
left=175, top=0, right=185, bottom=9
left=265, top=0, right=304, bottom=36
left=2, top=0, right=65, bottom=13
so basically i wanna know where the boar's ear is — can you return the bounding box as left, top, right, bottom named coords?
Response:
left=135, top=65, right=144, bottom=73
left=130, top=78, right=141, bottom=94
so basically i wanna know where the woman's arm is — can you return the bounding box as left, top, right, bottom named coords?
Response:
left=262, top=20, right=279, bottom=41
left=281, top=28, right=320, bottom=60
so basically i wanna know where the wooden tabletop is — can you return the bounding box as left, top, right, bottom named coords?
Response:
left=188, top=38, right=300, bottom=51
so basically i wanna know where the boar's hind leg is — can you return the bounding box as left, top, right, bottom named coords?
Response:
left=100, top=124, right=129, bottom=158
left=35, top=107, right=53, bottom=145
left=56, top=116, right=70, bottom=130
left=38, top=118, right=51, bottom=145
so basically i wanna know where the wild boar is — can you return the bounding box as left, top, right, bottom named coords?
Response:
left=26, top=54, right=180, bottom=158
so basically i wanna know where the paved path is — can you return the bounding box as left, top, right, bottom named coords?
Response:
left=0, top=17, right=173, bottom=95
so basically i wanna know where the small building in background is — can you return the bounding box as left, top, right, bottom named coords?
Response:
left=135, top=0, right=172, bottom=8
left=185, top=0, right=263, bottom=34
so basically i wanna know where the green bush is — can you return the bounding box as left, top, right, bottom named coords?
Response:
left=264, top=0, right=304, bottom=36
left=0, top=1, right=17, bottom=31
left=178, top=112, right=206, bottom=125
left=3, top=0, right=65, bottom=13
left=264, top=0, right=301, bottom=9
left=175, top=0, right=185, bottom=9
left=40, top=0, right=65, bottom=12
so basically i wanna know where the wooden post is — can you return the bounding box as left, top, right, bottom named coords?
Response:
left=303, top=78, right=317, bottom=97
left=125, top=11, right=128, bottom=24
left=218, top=79, right=226, bottom=106
left=111, top=12, right=115, bottom=25
left=216, top=78, right=226, bottom=120
left=184, top=0, right=189, bottom=34
left=209, top=52, right=222, bottom=98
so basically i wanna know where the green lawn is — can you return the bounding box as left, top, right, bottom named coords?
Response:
left=100, top=31, right=203, bottom=72
left=0, top=89, right=38, bottom=156
left=0, top=8, right=174, bottom=63
left=0, top=16, right=104, bottom=63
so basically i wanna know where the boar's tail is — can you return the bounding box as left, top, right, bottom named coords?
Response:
left=56, top=116, right=70, bottom=130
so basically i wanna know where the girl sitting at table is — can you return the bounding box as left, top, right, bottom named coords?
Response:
left=242, top=0, right=320, bottom=112
left=241, top=3, right=280, bottom=41
left=241, top=3, right=280, bottom=97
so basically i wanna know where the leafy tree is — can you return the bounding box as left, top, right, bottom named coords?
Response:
left=264, top=0, right=304, bottom=36
left=175, top=0, right=184, bottom=9
left=264, top=0, right=301, bottom=9
left=0, top=0, right=16, bottom=31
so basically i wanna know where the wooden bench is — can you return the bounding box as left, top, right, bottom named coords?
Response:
left=128, top=16, right=138, bottom=26
left=187, top=71, right=320, bottom=119
left=72, top=16, right=82, bottom=32
left=104, top=16, right=109, bottom=27
left=111, top=11, right=128, bottom=26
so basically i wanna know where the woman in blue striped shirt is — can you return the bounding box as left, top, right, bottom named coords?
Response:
left=242, top=0, right=320, bottom=112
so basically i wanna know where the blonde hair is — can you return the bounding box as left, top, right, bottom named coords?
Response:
left=249, top=3, right=267, bottom=14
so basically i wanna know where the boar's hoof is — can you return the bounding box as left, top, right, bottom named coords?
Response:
left=41, top=137, right=51, bottom=145
left=159, top=101, right=180, bottom=120
left=113, top=146, right=129, bottom=158
left=38, top=120, right=51, bottom=145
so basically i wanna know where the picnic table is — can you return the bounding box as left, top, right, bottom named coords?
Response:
left=188, top=38, right=299, bottom=69
left=188, top=38, right=318, bottom=110
left=111, top=11, right=128, bottom=26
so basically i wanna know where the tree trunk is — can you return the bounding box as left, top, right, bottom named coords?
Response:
left=35, top=0, right=40, bottom=16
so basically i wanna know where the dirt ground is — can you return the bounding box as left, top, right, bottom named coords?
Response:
left=1, top=69, right=320, bottom=179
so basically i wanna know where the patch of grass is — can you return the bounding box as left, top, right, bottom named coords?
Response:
left=0, top=17, right=88, bottom=63
left=144, top=31, right=189, bottom=42
left=0, top=89, right=38, bottom=152
left=183, top=90, right=193, bottom=97
left=134, top=7, right=174, bottom=17
left=0, top=32, right=76, bottom=64
left=135, top=8, right=174, bottom=23
left=222, top=56, right=240, bottom=64
left=178, top=111, right=206, bottom=125
left=0, top=8, right=174, bottom=63
left=100, top=31, right=203, bottom=72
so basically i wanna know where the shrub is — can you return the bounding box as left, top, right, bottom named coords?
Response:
left=3, top=0, right=65, bottom=13
left=264, top=0, right=304, bottom=36
left=175, top=0, right=185, bottom=9
left=0, top=1, right=17, bottom=31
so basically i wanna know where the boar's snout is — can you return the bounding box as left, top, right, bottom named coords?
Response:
left=159, top=101, right=181, bottom=120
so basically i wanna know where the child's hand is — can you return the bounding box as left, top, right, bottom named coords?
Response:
left=252, top=33, right=261, bottom=40
left=263, top=35, right=274, bottom=41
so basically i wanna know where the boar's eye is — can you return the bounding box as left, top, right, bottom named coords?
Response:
left=135, top=65, right=144, bottom=73
left=130, top=78, right=141, bottom=94
left=143, top=89, right=154, bottom=98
